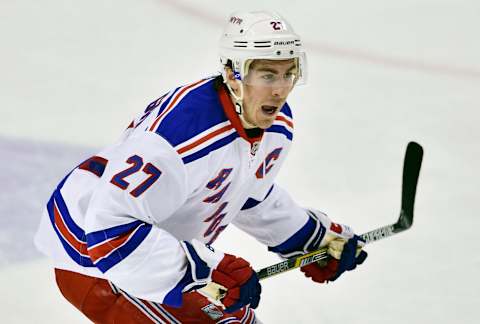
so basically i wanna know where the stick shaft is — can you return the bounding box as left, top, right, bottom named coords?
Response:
left=256, top=222, right=396, bottom=280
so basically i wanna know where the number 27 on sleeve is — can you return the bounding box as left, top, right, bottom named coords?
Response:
left=110, top=154, right=162, bottom=197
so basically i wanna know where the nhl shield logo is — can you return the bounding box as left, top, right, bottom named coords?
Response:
left=250, top=141, right=260, bottom=156
left=201, top=303, right=224, bottom=320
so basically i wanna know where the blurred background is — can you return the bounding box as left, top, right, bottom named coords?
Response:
left=1, top=0, right=479, bottom=323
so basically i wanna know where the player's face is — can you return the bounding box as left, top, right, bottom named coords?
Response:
left=241, top=59, right=297, bottom=129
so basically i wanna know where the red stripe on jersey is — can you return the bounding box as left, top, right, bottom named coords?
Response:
left=87, top=229, right=136, bottom=263
left=53, top=202, right=88, bottom=256
left=177, top=124, right=234, bottom=154
left=149, top=79, right=209, bottom=132
left=275, top=115, right=294, bottom=128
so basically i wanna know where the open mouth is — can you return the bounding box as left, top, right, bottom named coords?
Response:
left=261, top=105, right=278, bottom=116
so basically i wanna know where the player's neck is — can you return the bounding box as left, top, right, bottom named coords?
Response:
left=238, top=113, right=257, bottom=129
left=244, top=127, right=262, bottom=139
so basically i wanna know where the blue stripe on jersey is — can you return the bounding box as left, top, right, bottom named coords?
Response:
left=241, top=185, right=274, bottom=210
left=162, top=264, right=198, bottom=308
left=47, top=193, right=95, bottom=267
left=217, top=318, right=239, bottom=324
left=150, top=303, right=182, bottom=324
left=182, top=132, right=239, bottom=164
left=119, top=291, right=167, bottom=323
left=53, top=189, right=86, bottom=242
left=92, top=223, right=152, bottom=273
left=86, top=220, right=147, bottom=246
left=280, top=102, right=293, bottom=118
left=181, top=241, right=211, bottom=281
left=268, top=216, right=319, bottom=255
left=56, top=170, right=72, bottom=191
left=154, top=79, right=229, bottom=148
left=265, top=125, right=293, bottom=141
left=156, top=86, right=182, bottom=117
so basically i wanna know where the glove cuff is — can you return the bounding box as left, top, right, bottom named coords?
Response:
left=180, top=239, right=225, bottom=289
left=268, top=209, right=329, bottom=258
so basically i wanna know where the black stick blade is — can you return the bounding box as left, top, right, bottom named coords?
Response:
left=394, top=141, right=423, bottom=232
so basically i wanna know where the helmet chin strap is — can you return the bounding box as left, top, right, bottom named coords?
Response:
left=225, top=81, right=243, bottom=113
left=225, top=80, right=258, bottom=129
left=238, top=113, right=257, bottom=129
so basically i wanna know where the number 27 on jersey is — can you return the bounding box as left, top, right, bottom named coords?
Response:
left=110, top=155, right=162, bottom=198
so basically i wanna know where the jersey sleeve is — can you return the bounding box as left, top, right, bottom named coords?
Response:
left=234, top=184, right=333, bottom=258
left=83, top=131, right=193, bottom=306
left=233, top=184, right=309, bottom=246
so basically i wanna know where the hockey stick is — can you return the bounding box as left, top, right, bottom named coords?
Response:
left=201, top=141, right=423, bottom=299
left=256, top=141, right=423, bottom=280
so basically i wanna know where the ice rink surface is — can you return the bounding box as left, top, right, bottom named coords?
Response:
left=1, top=0, right=479, bottom=323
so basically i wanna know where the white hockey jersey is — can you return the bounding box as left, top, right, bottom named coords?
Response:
left=35, top=77, right=322, bottom=307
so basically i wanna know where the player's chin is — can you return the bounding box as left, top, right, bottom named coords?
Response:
left=255, top=116, right=276, bottom=129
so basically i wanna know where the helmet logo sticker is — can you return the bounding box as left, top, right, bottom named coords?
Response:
left=270, top=21, right=284, bottom=30
left=234, top=71, right=242, bottom=80
left=274, top=40, right=295, bottom=46
left=229, top=16, right=243, bottom=25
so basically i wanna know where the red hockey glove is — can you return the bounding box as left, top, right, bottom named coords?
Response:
left=301, top=257, right=339, bottom=284
left=181, top=240, right=261, bottom=313
left=212, top=254, right=261, bottom=313
left=269, top=209, right=367, bottom=284
left=296, top=210, right=367, bottom=283
left=301, top=234, right=367, bottom=283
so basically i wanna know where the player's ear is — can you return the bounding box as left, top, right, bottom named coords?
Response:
left=224, top=67, right=240, bottom=92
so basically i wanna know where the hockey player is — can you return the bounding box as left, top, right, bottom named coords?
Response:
left=35, top=11, right=367, bottom=323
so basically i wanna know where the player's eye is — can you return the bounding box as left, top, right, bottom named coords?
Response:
left=261, top=73, right=276, bottom=82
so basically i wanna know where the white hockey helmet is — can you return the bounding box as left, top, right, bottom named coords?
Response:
left=219, top=11, right=307, bottom=86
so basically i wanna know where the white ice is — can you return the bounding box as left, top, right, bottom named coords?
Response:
left=0, top=0, right=479, bottom=323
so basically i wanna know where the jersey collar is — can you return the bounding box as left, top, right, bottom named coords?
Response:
left=217, top=86, right=263, bottom=145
